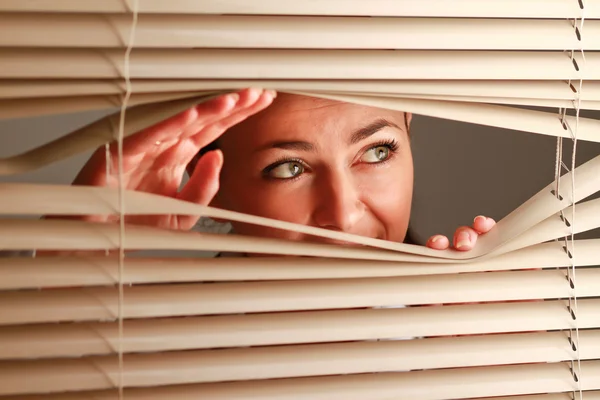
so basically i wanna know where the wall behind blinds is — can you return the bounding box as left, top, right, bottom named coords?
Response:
left=2, top=109, right=600, bottom=242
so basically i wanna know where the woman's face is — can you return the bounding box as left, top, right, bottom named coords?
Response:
left=214, top=93, right=414, bottom=244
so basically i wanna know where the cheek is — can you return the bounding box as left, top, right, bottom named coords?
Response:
left=218, top=171, right=314, bottom=239
left=359, top=161, right=413, bottom=241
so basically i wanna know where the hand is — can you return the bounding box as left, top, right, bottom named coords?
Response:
left=426, top=215, right=496, bottom=251
left=70, top=88, right=276, bottom=230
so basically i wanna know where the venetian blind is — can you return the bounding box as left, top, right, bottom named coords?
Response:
left=0, top=1, right=599, bottom=399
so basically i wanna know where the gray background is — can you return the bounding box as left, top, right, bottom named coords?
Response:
left=2, top=105, right=599, bottom=246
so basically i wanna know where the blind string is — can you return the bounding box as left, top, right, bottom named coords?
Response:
left=115, top=0, right=139, bottom=398
left=563, top=2, right=586, bottom=398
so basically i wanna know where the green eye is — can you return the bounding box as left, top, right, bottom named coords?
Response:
left=267, top=161, right=305, bottom=179
left=361, top=145, right=390, bottom=163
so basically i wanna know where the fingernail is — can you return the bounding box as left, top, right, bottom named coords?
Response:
left=455, top=231, right=471, bottom=249
left=265, top=89, right=277, bottom=98
left=431, top=235, right=444, bottom=243
left=474, top=215, right=486, bottom=224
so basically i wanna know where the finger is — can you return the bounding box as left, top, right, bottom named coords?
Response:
left=472, top=215, right=496, bottom=234
left=426, top=235, right=450, bottom=250
left=189, top=88, right=277, bottom=148
left=121, top=92, right=242, bottom=156
left=176, top=149, right=224, bottom=230
left=453, top=226, right=479, bottom=251
left=152, top=88, right=275, bottom=170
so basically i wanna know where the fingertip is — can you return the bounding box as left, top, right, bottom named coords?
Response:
left=239, top=87, right=263, bottom=106
left=454, top=228, right=476, bottom=251
left=473, top=215, right=496, bottom=233
left=427, top=234, right=449, bottom=250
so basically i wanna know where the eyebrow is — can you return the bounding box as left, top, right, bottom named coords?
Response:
left=349, top=118, right=402, bottom=145
left=255, top=118, right=402, bottom=153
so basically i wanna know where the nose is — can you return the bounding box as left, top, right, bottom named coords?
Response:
left=312, top=169, right=366, bottom=232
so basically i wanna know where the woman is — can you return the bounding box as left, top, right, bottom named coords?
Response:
left=73, top=88, right=495, bottom=251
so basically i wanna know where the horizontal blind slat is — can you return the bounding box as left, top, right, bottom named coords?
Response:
left=0, top=0, right=596, bottom=18
left=1, top=196, right=597, bottom=261
left=3, top=80, right=596, bottom=101
left=2, top=14, right=598, bottom=51
left=2, top=239, right=598, bottom=289
left=0, top=300, right=598, bottom=358
left=2, top=331, right=600, bottom=395
left=2, top=361, right=600, bottom=399
left=2, top=269, right=600, bottom=325
left=0, top=49, right=593, bottom=80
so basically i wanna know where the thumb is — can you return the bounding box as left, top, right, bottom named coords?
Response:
left=176, top=149, right=223, bottom=230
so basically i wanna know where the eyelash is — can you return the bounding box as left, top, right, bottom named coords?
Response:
left=262, top=157, right=307, bottom=180
left=261, top=139, right=400, bottom=180
left=366, top=139, right=400, bottom=155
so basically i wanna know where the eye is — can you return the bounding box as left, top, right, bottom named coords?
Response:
left=266, top=161, right=305, bottom=179
left=361, top=145, right=391, bottom=163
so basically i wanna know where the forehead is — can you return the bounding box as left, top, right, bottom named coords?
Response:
left=220, top=93, right=405, bottom=147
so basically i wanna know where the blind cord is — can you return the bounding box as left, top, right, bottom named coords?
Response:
left=115, top=0, right=139, bottom=398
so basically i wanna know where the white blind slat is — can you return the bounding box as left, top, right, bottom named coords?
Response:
left=1, top=14, right=597, bottom=51
left=1, top=300, right=598, bottom=358
left=0, top=0, right=596, bottom=18
left=3, top=331, right=600, bottom=395
left=4, top=80, right=599, bottom=101
left=2, top=269, right=600, bottom=325
left=1, top=361, right=599, bottom=400
left=2, top=239, right=598, bottom=290
left=0, top=49, right=592, bottom=80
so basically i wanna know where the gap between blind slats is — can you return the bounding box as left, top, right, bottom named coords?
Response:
left=2, top=331, right=600, bottom=395
left=3, top=80, right=598, bottom=101
left=2, top=239, right=598, bottom=289
left=1, top=14, right=598, bottom=51
left=0, top=299, right=597, bottom=359
left=1, top=361, right=599, bottom=400
left=0, top=0, right=596, bottom=18
left=0, top=91, right=205, bottom=120
left=0, top=49, right=593, bottom=80
left=2, top=269, right=600, bottom=325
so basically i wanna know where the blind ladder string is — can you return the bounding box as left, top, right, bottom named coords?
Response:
left=115, top=0, right=139, bottom=398
left=559, top=1, right=586, bottom=398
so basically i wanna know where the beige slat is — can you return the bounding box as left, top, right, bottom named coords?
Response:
left=1, top=195, right=597, bottom=265
left=2, top=239, right=598, bottom=289
left=0, top=49, right=593, bottom=80
left=491, top=197, right=600, bottom=256
left=3, top=79, right=596, bottom=100
left=0, top=299, right=598, bottom=359
left=2, top=269, right=600, bottom=325
left=2, top=361, right=599, bottom=400
left=4, top=90, right=600, bottom=181
left=0, top=0, right=596, bottom=18
left=1, top=14, right=598, bottom=50
left=6, top=90, right=600, bottom=121
left=468, top=393, right=600, bottom=400
left=310, top=93, right=600, bottom=143
left=361, top=93, right=600, bottom=110
left=0, top=181, right=597, bottom=264
left=0, top=91, right=207, bottom=120
left=0, top=94, right=215, bottom=173
left=2, top=331, right=600, bottom=395
left=0, top=218, right=444, bottom=263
